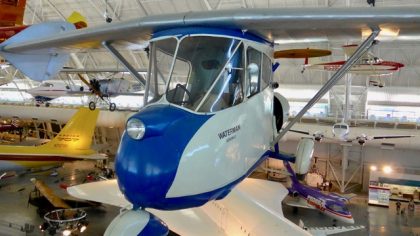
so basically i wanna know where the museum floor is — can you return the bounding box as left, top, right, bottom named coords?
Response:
left=0, top=161, right=418, bottom=236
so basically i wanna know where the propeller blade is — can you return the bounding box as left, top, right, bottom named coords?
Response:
left=289, top=129, right=311, bottom=135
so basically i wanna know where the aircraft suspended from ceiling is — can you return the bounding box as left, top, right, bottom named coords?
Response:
left=26, top=77, right=143, bottom=111
left=275, top=44, right=404, bottom=88
left=1, top=6, right=420, bottom=236
left=290, top=121, right=413, bottom=146
left=301, top=44, right=405, bottom=75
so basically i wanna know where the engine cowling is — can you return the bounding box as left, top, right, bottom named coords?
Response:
left=294, top=138, right=314, bottom=176
left=105, top=209, right=168, bottom=236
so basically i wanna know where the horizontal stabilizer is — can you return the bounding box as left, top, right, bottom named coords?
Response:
left=67, top=179, right=132, bottom=208
left=285, top=197, right=313, bottom=210
left=0, top=21, right=75, bottom=81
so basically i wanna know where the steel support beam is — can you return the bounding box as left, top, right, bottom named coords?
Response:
left=103, top=41, right=146, bottom=86
left=272, top=28, right=380, bottom=147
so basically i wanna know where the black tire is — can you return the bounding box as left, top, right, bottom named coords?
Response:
left=45, top=103, right=50, bottom=107
left=109, top=103, right=116, bottom=112
left=89, top=101, right=96, bottom=111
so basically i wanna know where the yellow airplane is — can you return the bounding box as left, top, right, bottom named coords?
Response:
left=0, top=107, right=106, bottom=179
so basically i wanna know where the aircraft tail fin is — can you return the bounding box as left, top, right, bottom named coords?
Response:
left=42, top=107, right=99, bottom=152
left=0, top=0, right=26, bottom=26
left=0, top=21, right=75, bottom=81
left=66, top=11, right=88, bottom=29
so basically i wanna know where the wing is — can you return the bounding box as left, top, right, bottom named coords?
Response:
left=68, top=178, right=309, bottom=236
left=2, top=8, right=420, bottom=81
left=370, top=135, right=414, bottom=140
left=3, top=7, right=420, bottom=52
left=61, top=68, right=147, bottom=73
left=67, top=179, right=225, bottom=236
left=289, top=129, right=311, bottom=135
left=284, top=197, right=314, bottom=210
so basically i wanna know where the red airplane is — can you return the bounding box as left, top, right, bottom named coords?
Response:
left=304, top=44, right=404, bottom=76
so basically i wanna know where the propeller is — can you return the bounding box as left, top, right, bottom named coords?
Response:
left=289, top=129, right=324, bottom=142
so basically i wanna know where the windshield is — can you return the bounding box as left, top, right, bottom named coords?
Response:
left=145, top=37, right=178, bottom=104
left=329, top=203, right=348, bottom=212
left=165, top=36, right=244, bottom=112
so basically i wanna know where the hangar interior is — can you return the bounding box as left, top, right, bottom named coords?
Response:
left=0, top=0, right=420, bottom=235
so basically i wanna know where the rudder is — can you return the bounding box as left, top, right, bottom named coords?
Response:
left=0, top=21, right=75, bottom=81
left=42, top=108, right=99, bottom=151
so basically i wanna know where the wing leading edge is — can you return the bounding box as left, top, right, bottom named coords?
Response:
left=3, top=7, right=420, bottom=53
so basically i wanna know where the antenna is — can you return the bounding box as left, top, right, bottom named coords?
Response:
left=104, top=0, right=113, bottom=23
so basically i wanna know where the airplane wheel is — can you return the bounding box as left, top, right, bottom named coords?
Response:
left=45, top=103, right=50, bottom=107
left=89, top=101, right=96, bottom=111
left=109, top=103, right=116, bottom=112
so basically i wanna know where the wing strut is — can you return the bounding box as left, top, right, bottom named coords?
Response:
left=102, top=41, right=146, bottom=86
left=271, top=28, right=381, bottom=147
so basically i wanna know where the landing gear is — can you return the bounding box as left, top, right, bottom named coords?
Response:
left=109, top=103, right=116, bottom=112
left=89, top=101, right=96, bottom=111
left=88, top=100, right=116, bottom=111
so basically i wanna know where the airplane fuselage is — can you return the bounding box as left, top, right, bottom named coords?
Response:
left=290, top=181, right=354, bottom=224
left=306, top=60, right=404, bottom=75
left=115, top=28, right=282, bottom=211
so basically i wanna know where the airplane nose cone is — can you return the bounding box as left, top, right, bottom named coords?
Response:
left=347, top=217, right=355, bottom=224
left=115, top=105, right=211, bottom=210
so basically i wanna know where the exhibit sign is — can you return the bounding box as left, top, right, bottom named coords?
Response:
left=368, top=185, right=391, bottom=207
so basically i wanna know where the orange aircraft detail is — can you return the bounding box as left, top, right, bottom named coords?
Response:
left=0, top=0, right=26, bottom=27
left=0, top=5, right=87, bottom=44
left=274, top=48, right=331, bottom=65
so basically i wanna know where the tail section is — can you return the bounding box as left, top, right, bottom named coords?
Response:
left=42, top=108, right=99, bottom=151
left=0, top=21, right=75, bottom=81
left=0, top=0, right=26, bottom=27
left=283, top=161, right=299, bottom=186
left=66, top=11, right=88, bottom=29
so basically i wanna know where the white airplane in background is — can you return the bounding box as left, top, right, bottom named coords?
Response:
left=26, top=78, right=142, bottom=110
left=1, top=6, right=420, bottom=236
left=290, top=121, right=413, bottom=145
left=26, top=80, right=87, bottom=106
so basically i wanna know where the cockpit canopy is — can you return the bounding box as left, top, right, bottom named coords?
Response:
left=144, top=34, right=272, bottom=113
left=329, top=203, right=349, bottom=213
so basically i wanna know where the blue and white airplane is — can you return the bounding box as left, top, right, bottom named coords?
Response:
left=1, top=7, right=420, bottom=236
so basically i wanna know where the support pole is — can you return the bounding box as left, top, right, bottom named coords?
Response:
left=102, top=41, right=146, bottom=86
left=272, top=28, right=380, bottom=146
left=341, top=145, right=349, bottom=193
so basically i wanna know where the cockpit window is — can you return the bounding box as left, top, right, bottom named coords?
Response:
left=41, top=82, right=53, bottom=88
left=330, top=204, right=346, bottom=212
left=246, top=47, right=261, bottom=97
left=145, top=37, right=178, bottom=104
left=334, top=124, right=348, bottom=129
left=165, top=36, right=244, bottom=112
